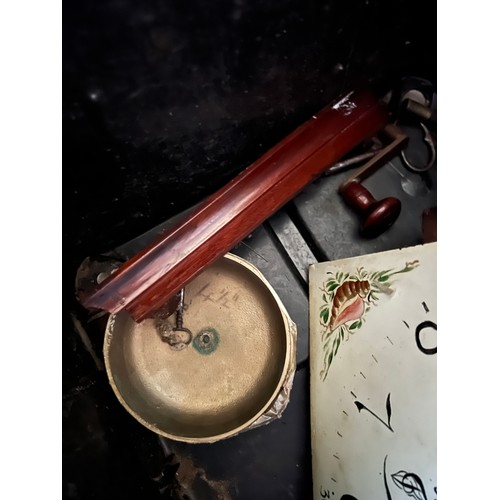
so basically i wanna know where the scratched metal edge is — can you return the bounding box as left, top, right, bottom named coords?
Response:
left=231, top=222, right=310, bottom=366
left=308, top=261, right=321, bottom=500
left=267, top=210, right=318, bottom=286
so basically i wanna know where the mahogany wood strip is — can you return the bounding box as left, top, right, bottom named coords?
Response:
left=82, top=89, right=389, bottom=321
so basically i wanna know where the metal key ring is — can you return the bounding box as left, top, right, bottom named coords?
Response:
left=400, top=122, right=436, bottom=173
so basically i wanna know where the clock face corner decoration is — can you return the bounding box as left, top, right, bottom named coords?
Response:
left=309, top=242, right=437, bottom=500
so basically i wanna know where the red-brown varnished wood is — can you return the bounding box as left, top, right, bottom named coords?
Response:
left=339, top=181, right=401, bottom=238
left=82, top=89, right=389, bottom=321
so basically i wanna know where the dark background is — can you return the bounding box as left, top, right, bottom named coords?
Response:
left=63, top=0, right=436, bottom=498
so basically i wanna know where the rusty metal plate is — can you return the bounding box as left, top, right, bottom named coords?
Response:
left=104, top=253, right=295, bottom=443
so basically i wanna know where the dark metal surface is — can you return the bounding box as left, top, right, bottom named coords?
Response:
left=66, top=124, right=436, bottom=500
left=292, top=128, right=437, bottom=262
left=267, top=211, right=318, bottom=285
left=161, top=366, right=312, bottom=500
left=63, top=1, right=436, bottom=497
left=68, top=124, right=435, bottom=497
left=231, top=224, right=311, bottom=366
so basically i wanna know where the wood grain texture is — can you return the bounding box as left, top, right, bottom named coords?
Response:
left=82, top=89, right=389, bottom=321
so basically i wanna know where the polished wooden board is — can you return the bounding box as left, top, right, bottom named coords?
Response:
left=83, top=89, right=388, bottom=321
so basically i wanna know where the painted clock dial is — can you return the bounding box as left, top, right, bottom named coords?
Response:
left=309, top=243, right=437, bottom=500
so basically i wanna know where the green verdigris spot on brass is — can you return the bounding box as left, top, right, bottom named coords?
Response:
left=193, top=327, right=220, bottom=355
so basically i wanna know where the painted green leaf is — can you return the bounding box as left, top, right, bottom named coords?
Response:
left=334, top=336, right=341, bottom=355
left=376, top=270, right=390, bottom=279
left=320, top=262, right=420, bottom=383
left=320, top=308, right=329, bottom=324
left=324, top=328, right=335, bottom=342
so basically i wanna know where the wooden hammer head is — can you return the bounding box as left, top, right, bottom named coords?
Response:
left=339, top=181, right=401, bottom=238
